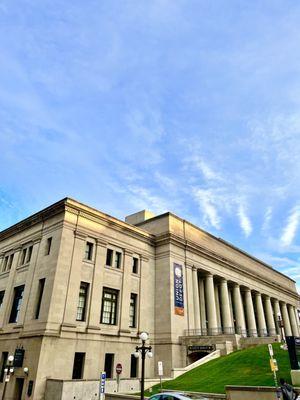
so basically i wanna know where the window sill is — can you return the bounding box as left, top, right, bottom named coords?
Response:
left=104, top=265, right=123, bottom=272
left=16, top=264, right=29, bottom=272
left=82, top=259, right=94, bottom=265
left=0, top=270, right=10, bottom=278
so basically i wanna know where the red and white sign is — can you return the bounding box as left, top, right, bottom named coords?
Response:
left=116, top=363, right=122, bottom=374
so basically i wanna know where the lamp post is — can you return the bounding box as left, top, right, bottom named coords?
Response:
left=1, top=355, right=14, bottom=400
left=133, top=332, right=153, bottom=400
left=277, top=313, right=287, bottom=350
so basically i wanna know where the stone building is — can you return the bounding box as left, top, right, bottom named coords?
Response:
left=0, top=198, right=299, bottom=400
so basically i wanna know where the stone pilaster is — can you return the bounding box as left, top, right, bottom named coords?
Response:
left=255, top=292, right=267, bottom=337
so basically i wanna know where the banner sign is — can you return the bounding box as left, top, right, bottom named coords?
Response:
left=174, top=263, right=184, bottom=316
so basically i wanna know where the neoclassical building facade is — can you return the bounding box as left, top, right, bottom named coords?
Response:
left=0, top=198, right=299, bottom=399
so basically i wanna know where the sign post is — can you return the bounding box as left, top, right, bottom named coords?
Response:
left=99, top=371, right=106, bottom=400
left=268, top=344, right=280, bottom=399
left=116, top=363, right=122, bottom=392
left=158, top=361, right=163, bottom=392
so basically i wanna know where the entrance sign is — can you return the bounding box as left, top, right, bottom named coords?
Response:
left=99, top=372, right=106, bottom=400
left=174, top=263, right=184, bottom=316
left=188, top=345, right=215, bottom=352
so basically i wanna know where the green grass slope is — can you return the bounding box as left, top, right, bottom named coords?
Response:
left=148, top=343, right=291, bottom=394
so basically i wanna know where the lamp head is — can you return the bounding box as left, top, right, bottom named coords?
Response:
left=23, top=367, right=29, bottom=375
left=139, top=332, right=149, bottom=342
left=147, top=351, right=153, bottom=358
left=8, top=355, right=14, bottom=363
left=133, top=351, right=140, bottom=359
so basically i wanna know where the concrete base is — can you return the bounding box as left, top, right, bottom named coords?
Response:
left=291, top=370, right=300, bottom=386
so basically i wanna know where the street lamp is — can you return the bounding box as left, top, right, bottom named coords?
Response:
left=277, top=313, right=287, bottom=350
left=1, top=355, right=14, bottom=400
left=134, top=332, right=153, bottom=400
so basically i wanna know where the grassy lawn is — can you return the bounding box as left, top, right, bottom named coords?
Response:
left=146, top=343, right=291, bottom=395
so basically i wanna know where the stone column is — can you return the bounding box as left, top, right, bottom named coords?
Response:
left=205, top=274, right=218, bottom=335
left=273, top=299, right=282, bottom=335
left=199, top=278, right=207, bottom=334
left=244, top=288, right=257, bottom=337
left=288, top=305, right=299, bottom=337
left=281, top=302, right=292, bottom=337
left=220, top=279, right=233, bottom=334
left=255, top=292, right=267, bottom=337
left=192, top=267, right=201, bottom=331
left=264, top=296, right=276, bottom=336
left=295, top=308, right=300, bottom=333
left=233, top=284, right=246, bottom=336
left=214, top=285, right=221, bottom=333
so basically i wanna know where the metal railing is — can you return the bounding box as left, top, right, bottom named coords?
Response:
left=184, top=326, right=278, bottom=337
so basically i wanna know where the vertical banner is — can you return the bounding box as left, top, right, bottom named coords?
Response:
left=174, top=263, right=184, bottom=316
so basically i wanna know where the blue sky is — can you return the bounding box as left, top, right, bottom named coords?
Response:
left=1, top=0, right=300, bottom=290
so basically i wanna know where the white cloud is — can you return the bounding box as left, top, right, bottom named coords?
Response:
left=193, top=188, right=221, bottom=229
left=262, top=206, right=272, bottom=232
left=281, top=205, right=300, bottom=247
left=237, top=204, right=252, bottom=237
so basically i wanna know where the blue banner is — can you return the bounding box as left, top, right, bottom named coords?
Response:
left=174, top=263, right=184, bottom=316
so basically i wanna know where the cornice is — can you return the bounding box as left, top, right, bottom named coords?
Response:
left=155, top=232, right=300, bottom=301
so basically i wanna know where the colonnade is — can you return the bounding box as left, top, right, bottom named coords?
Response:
left=188, top=268, right=300, bottom=338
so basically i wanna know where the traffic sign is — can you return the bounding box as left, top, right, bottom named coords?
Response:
left=158, top=361, right=163, bottom=376
left=99, top=371, right=106, bottom=400
left=116, top=363, right=122, bottom=374
left=270, top=358, right=278, bottom=372
left=268, top=344, right=274, bottom=357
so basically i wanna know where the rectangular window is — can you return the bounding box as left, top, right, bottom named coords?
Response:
left=85, top=242, right=93, bottom=261
left=2, top=256, right=9, bottom=272
left=20, top=249, right=27, bottom=265
left=0, top=352, right=8, bottom=382
left=7, top=254, right=14, bottom=271
left=72, top=352, right=85, bottom=379
left=76, top=282, right=89, bottom=321
left=129, top=293, right=137, bottom=328
left=106, top=249, right=113, bottom=266
left=115, top=251, right=122, bottom=269
left=104, top=353, right=114, bottom=378
left=35, top=279, right=45, bottom=319
left=0, top=290, right=5, bottom=308
left=26, top=246, right=33, bottom=263
left=130, top=354, right=138, bottom=378
left=101, top=288, right=118, bottom=325
left=45, top=237, right=52, bottom=255
left=9, top=285, right=25, bottom=323
left=132, top=257, right=139, bottom=274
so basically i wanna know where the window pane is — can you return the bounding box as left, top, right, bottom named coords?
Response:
left=101, top=288, right=118, bottom=325
left=9, top=285, right=25, bottom=323
left=76, top=282, right=89, bottom=321
left=106, top=249, right=113, bottom=266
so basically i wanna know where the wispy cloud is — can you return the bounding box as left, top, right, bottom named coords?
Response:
left=262, top=207, right=272, bottom=232
left=237, top=204, right=252, bottom=237
left=281, top=205, right=300, bottom=247
left=193, top=188, right=221, bottom=229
